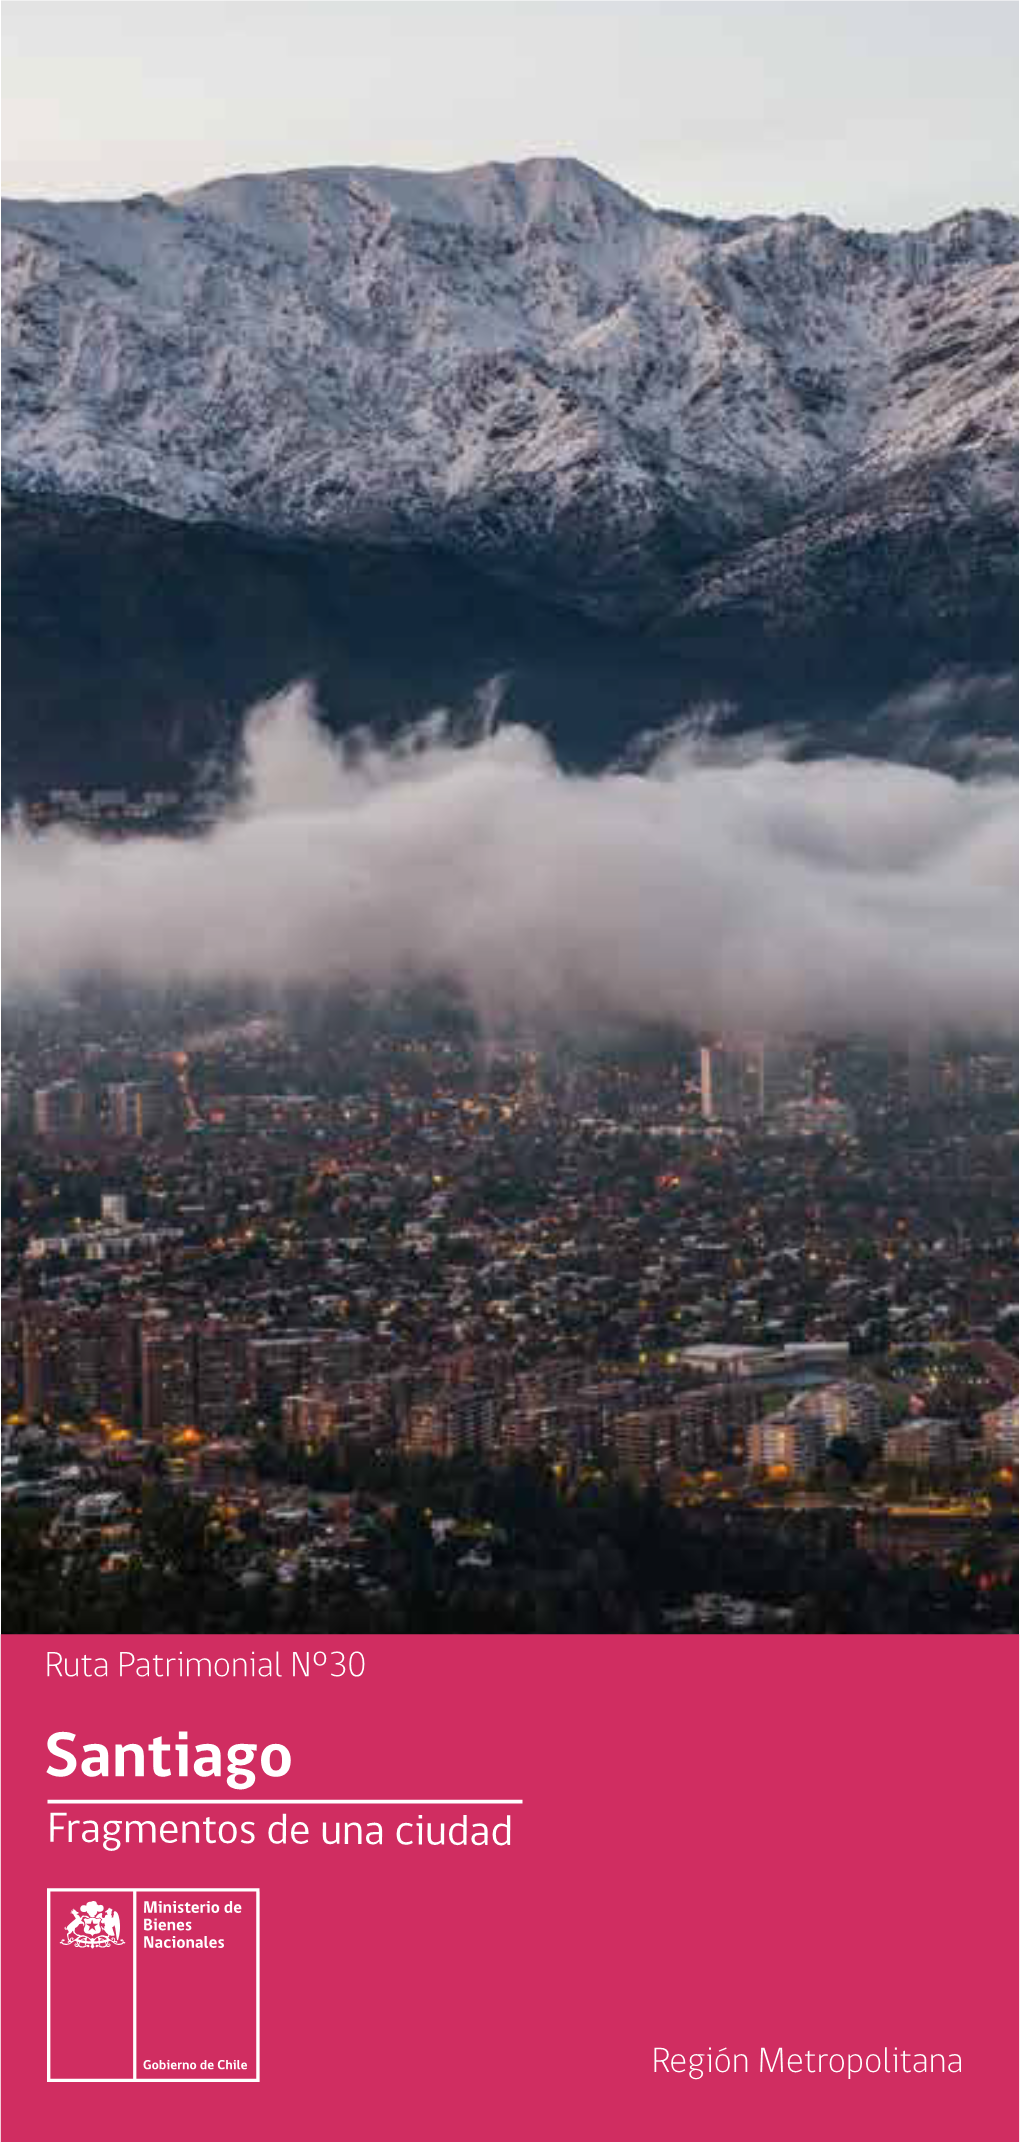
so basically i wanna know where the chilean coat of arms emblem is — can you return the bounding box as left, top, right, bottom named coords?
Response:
left=60, top=1900, right=124, bottom=1948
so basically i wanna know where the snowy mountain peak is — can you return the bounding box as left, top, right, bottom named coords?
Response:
left=170, top=153, right=648, bottom=234
left=3, top=156, right=1016, bottom=613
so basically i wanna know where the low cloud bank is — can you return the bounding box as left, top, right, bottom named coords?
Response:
left=3, top=684, right=1015, bottom=1040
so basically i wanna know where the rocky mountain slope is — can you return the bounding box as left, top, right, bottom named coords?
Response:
left=3, top=158, right=1016, bottom=784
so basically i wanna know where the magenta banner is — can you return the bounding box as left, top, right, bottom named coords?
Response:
left=5, top=1633, right=1016, bottom=2135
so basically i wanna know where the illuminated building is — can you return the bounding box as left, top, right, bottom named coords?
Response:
left=611, top=1408, right=677, bottom=1482
left=140, top=1323, right=197, bottom=1436
left=501, top=1404, right=561, bottom=1455
left=981, top=1398, right=1019, bottom=1462
left=282, top=1392, right=342, bottom=1446
left=248, top=1334, right=314, bottom=1406
left=22, top=1302, right=134, bottom=1424
left=746, top=1413, right=826, bottom=1474
left=699, top=1043, right=760, bottom=1123
left=882, top=1418, right=959, bottom=1467
left=248, top=1329, right=368, bottom=1407
left=699, top=1040, right=815, bottom=1124
left=606, top=1382, right=763, bottom=1477
left=2, top=1298, right=23, bottom=1409
left=32, top=1081, right=88, bottom=1138
left=105, top=1081, right=164, bottom=1138
left=790, top=1380, right=881, bottom=1441
left=22, top=1304, right=77, bottom=1419
left=404, top=1388, right=502, bottom=1457
left=195, top=1321, right=253, bottom=1435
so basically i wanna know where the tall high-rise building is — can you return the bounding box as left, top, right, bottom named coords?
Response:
left=22, top=1304, right=76, bottom=1418
left=105, top=1082, right=164, bottom=1138
left=22, top=1302, right=134, bottom=1423
left=700, top=1042, right=757, bottom=1123
left=282, top=1392, right=342, bottom=1447
left=248, top=1334, right=316, bottom=1408
left=247, top=1329, right=367, bottom=1408
left=611, top=1409, right=677, bottom=1483
left=195, top=1320, right=253, bottom=1436
left=75, top=1305, right=136, bottom=1425
left=404, top=1388, right=502, bottom=1458
left=882, top=1418, right=959, bottom=1467
left=790, top=1380, right=881, bottom=1441
left=140, top=1324, right=197, bottom=1436
left=747, top=1413, right=826, bottom=1475
left=981, top=1398, right=1019, bottom=1463
left=32, top=1082, right=88, bottom=1138
left=699, top=1040, right=814, bottom=1124
left=2, top=1297, right=23, bottom=1411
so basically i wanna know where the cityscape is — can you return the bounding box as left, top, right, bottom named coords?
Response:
left=2, top=23, right=1017, bottom=1645
left=3, top=999, right=1016, bottom=1633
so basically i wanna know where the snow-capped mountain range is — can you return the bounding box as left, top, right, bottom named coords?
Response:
left=2, top=158, right=1017, bottom=790
left=4, top=156, right=1017, bottom=610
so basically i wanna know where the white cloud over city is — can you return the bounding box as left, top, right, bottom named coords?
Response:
left=4, top=683, right=1015, bottom=1043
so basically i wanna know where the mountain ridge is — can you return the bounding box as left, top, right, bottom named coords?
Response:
left=2, top=156, right=1016, bottom=786
left=5, top=157, right=1015, bottom=595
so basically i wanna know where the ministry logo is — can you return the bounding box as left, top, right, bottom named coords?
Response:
left=60, top=1900, right=124, bottom=1949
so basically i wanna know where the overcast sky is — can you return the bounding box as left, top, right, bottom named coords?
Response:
left=2, top=1, right=1016, bottom=226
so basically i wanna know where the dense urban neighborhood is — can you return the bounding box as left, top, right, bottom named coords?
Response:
left=3, top=1002, right=1015, bottom=1632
